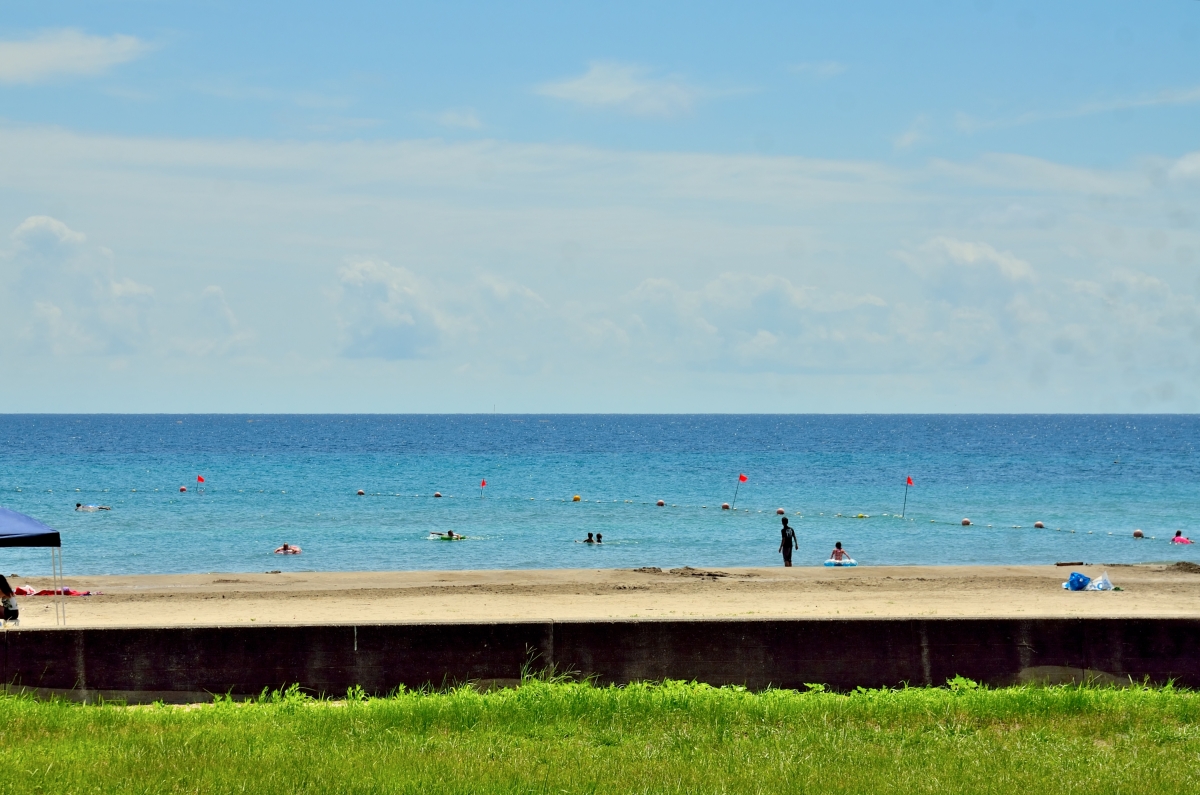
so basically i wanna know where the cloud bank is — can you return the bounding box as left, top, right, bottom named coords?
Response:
left=0, top=126, right=1197, bottom=411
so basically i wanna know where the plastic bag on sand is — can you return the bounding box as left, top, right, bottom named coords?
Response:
left=1085, top=572, right=1114, bottom=591
left=1063, top=572, right=1092, bottom=591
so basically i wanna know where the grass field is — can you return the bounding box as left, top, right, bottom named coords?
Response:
left=2, top=677, right=1198, bottom=794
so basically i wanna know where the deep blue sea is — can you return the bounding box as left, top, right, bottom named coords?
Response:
left=0, top=415, right=1197, bottom=577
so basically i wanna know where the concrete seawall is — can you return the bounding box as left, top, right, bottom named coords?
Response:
left=4, top=618, right=1199, bottom=703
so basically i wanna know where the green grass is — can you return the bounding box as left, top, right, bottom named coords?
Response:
left=2, top=677, right=1199, bottom=794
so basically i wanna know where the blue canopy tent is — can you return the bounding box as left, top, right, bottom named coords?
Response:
left=0, top=507, right=66, bottom=625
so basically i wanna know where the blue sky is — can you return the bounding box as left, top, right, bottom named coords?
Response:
left=1, top=1, right=1199, bottom=411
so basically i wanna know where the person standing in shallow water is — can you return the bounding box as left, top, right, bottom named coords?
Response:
left=778, top=517, right=797, bottom=567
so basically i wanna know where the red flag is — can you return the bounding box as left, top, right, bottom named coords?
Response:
left=738, top=473, right=748, bottom=482
left=481, top=479, right=487, bottom=488
left=197, top=475, right=205, bottom=483
left=906, top=476, right=913, bottom=486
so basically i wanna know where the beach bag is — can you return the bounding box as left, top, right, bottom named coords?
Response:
left=1085, top=572, right=1113, bottom=591
left=1064, top=572, right=1091, bottom=591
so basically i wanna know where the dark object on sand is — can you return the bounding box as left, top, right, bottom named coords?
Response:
left=1055, top=561, right=1085, bottom=567
left=1171, top=561, right=1200, bottom=574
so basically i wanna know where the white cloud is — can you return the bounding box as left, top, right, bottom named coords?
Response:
left=894, top=115, right=930, bottom=150
left=1, top=216, right=248, bottom=361
left=110, top=278, right=154, bottom=298
left=0, top=29, right=149, bottom=84
left=929, top=153, right=1141, bottom=196
left=621, top=272, right=891, bottom=371
left=334, top=259, right=455, bottom=359
left=956, top=84, right=1200, bottom=133
left=904, top=237, right=1035, bottom=282
left=12, top=215, right=87, bottom=247
left=429, top=109, right=482, bottom=130
left=789, top=61, right=846, bottom=78
left=537, top=61, right=705, bottom=118
left=1170, top=151, right=1200, bottom=180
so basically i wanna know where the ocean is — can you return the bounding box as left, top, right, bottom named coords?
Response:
left=0, top=415, right=1197, bottom=576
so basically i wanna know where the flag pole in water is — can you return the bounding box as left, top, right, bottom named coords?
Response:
left=480, top=478, right=487, bottom=498
left=197, top=474, right=205, bottom=494
left=731, top=473, right=748, bottom=509
left=902, top=476, right=913, bottom=518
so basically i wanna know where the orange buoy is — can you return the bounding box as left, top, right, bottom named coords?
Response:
left=573, top=495, right=581, bottom=502
left=179, top=486, right=187, bottom=492
left=434, top=492, right=442, bottom=498
left=1033, top=521, right=1044, bottom=529
left=1133, top=528, right=1144, bottom=538
left=357, top=489, right=365, bottom=496
left=776, top=508, right=785, bottom=515
left=721, top=503, right=730, bottom=510
left=656, top=500, right=665, bottom=507
left=961, top=518, right=971, bottom=526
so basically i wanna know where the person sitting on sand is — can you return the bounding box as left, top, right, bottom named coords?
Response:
left=75, top=503, right=111, bottom=511
left=1172, top=531, right=1194, bottom=545
left=595, top=533, right=602, bottom=544
left=274, top=543, right=302, bottom=555
left=0, top=575, right=18, bottom=627
left=830, top=541, right=851, bottom=562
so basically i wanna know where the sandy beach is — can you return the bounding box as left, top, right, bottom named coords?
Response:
left=6, top=563, right=1198, bottom=628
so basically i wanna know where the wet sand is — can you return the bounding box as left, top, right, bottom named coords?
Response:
left=8, top=563, right=1199, bottom=628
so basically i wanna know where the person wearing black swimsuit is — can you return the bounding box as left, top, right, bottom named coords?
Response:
left=778, top=517, right=797, bottom=567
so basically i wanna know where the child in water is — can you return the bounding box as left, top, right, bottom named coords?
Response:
left=1172, top=531, right=1193, bottom=545
left=830, top=542, right=851, bottom=562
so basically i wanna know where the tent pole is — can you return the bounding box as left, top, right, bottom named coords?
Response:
left=52, top=547, right=64, bottom=626
left=59, top=548, right=66, bottom=626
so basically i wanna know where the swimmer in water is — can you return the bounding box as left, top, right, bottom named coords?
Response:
left=580, top=532, right=594, bottom=544
left=596, top=533, right=602, bottom=544
left=1172, top=531, right=1194, bottom=545
left=75, top=503, right=111, bottom=511
left=829, top=541, right=850, bottom=562
left=274, top=543, right=302, bottom=555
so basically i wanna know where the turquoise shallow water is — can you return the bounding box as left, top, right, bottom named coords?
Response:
left=0, top=414, right=1197, bottom=576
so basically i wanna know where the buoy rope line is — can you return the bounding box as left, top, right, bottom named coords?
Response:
left=341, top=493, right=1191, bottom=539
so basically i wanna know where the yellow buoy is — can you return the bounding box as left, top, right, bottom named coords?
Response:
left=573, top=495, right=581, bottom=502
